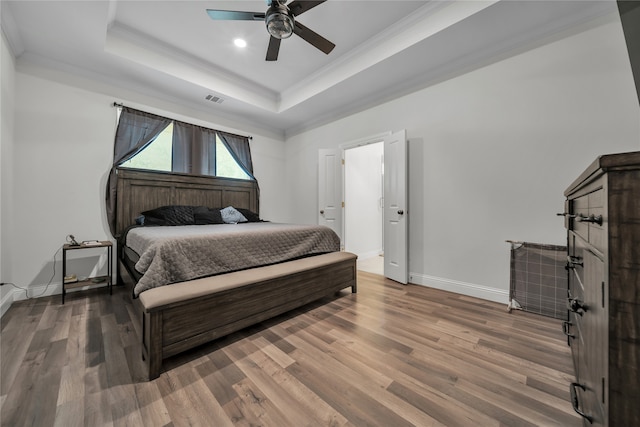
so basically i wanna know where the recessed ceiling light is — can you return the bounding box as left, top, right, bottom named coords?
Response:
left=234, top=38, right=247, bottom=48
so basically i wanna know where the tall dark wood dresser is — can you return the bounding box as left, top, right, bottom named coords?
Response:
left=562, top=151, right=640, bottom=426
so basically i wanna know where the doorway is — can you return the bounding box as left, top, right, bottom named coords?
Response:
left=344, top=141, right=384, bottom=275
left=319, top=130, right=407, bottom=282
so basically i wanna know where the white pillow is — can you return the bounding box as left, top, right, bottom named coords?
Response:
left=220, top=206, right=248, bottom=224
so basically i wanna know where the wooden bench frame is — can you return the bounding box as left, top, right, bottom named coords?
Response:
left=122, top=252, right=357, bottom=380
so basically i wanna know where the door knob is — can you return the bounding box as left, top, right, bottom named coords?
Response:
left=556, top=212, right=577, bottom=218
left=577, top=214, right=603, bottom=225
left=568, top=297, right=587, bottom=316
left=397, top=210, right=404, bottom=215
left=320, top=210, right=324, bottom=215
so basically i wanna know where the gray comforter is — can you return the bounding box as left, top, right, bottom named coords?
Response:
left=126, top=223, right=340, bottom=296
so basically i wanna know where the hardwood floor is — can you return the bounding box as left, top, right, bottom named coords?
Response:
left=1, top=271, right=580, bottom=426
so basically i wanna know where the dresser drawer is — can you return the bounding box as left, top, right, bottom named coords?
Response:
left=587, top=189, right=605, bottom=254
left=569, top=234, right=587, bottom=287
left=570, top=194, right=590, bottom=242
left=566, top=308, right=582, bottom=374
left=568, top=189, right=605, bottom=254
left=570, top=310, right=605, bottom=427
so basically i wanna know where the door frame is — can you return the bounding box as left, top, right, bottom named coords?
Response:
left=337, top=131, right=408, bottom=283
left=339, top=132, right=391, bottom=249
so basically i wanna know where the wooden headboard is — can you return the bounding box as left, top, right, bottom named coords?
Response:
left=115, top=168, right=259, bottom=237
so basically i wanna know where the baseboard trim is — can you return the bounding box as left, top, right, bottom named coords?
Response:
left=1, top=274, right=506, bottom=317
left=409, top=272, right=509, bottom=304
left=17, top=283, right=63, bottom=300
left=0, top=282, right=110, bottom=319
left=1, top=284, right=62, bottom=318
left=0, top=290, right=15, bottom=318
left=356, top=250, right=383, bottom=261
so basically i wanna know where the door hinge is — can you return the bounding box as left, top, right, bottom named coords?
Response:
left=341, top=159, right=345, bottom=165
left=342, top=202, right=345, bottom=208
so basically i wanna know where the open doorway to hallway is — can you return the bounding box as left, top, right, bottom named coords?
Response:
left=344, top=141, right=384, bottom=275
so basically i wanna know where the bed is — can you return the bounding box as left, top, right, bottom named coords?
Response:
left=114, top=168, right=357, bottom=379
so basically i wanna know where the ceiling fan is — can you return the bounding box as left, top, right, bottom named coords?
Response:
left=206, top=0, right=335, bottom=61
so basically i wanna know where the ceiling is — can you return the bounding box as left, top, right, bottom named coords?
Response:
left=1, top=0, right=619, bottom=138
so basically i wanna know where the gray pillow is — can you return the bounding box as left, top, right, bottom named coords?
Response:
left=220, top=206, right=248, bottom=224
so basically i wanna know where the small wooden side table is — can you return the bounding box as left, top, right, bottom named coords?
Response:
left=61, top=241, right=112, bottom=304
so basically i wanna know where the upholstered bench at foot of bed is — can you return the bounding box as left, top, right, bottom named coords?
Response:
left=138, top=251, right=357, bottom=380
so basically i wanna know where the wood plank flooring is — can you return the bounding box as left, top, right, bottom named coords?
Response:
left=1, top=271, right=581, bottom=426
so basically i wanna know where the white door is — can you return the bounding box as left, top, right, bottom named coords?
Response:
left=383, top=130, right=408, bottom=284
left=318, top=149, right=343, bottom=244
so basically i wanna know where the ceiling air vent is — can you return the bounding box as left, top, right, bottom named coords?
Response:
left=205, top=94, right=224, bottom=104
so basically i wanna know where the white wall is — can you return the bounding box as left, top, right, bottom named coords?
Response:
left=285, top=16, right=640, bottom=303
left=344, top=142, right=383, bottom=259
left=1, top=29, right=16, bottom=314
left=4, top=67, right=287, bottom=302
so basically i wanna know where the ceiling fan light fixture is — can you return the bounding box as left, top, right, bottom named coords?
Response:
left=265, top=8, right=294, bottom=39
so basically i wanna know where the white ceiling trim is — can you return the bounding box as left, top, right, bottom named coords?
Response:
left=0, top=2, right=24, bottom=58
left=279, top=0, right=499, bottom=112
left=104, top=0, right=500, bottom=116
left=104, top=23, right=279, bottom=112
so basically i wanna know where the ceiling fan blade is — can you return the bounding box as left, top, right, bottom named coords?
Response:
left=266, top=36, right=281, bottom=61
left=206, top=10, right=265, bottom=21
left=293, top=21, right=335, bottom=55
left=288, top=0, right=326, bottom=16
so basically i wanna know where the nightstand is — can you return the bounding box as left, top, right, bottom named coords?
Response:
left=62, top=241, right=112, bottom=304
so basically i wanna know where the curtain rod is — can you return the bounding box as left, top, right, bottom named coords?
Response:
left=112, top=101, right=252, bottom=140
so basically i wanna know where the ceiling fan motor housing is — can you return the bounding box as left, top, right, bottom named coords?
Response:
left=265, top=2, right=294, bottom=39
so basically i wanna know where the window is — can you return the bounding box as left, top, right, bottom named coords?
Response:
left=120, top=123, right=173, bottom=171
left=217, top=139, right=251, bottom=180
left=120, top=123, right=251, bottom=180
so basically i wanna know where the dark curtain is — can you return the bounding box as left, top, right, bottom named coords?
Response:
left=217, top=131, right=260, bottom=214
left=217, top=131, right=255, bottom=178
left=105, top=107, right=171, bottom=236
left=172, top=121, right=217, bottom=175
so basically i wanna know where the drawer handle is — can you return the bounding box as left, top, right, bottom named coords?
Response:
left=568, top=298, right=587, bottom=316
left=570, top=382, right=593, bottom=423
left=562, top=321, right=575, bottom=339
left=556, top=212, right=577, bottom=218
left=566, top=255, right=583, bottom=268
left=577, top=214, right=603, bottom=226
